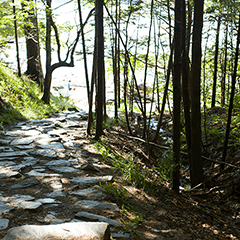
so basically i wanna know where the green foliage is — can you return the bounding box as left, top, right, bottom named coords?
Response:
left=96, top=141, right=152, bottom=189
left=0, top=63, right=74, bottom=124
left=100, top=182, right=129, bottom=206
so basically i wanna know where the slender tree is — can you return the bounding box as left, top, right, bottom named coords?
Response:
left=12, top=0, right=21, bottom=77
left=211, top=15, right=221, bottom=108
left=95, top=0, right=104, bottom=140
left=172, top=0, right=182, bottom=194
left=221, top=13, right=240, bottom=169
left=190, top=0, right=204, bottom=187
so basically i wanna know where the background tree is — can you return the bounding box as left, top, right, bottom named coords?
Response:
left=95, top=0, right=104, bottom=140
left=190, top=0, right=204, bottom=187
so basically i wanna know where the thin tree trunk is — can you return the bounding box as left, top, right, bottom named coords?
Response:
left=13, top=0, right=21, bottom=77
left=77, top=0, right=90, bottom=101
left=190, top=0, right=204, bottom=187
left=221, top=13, right=240, bottom=169
left=95, top=0, right=104, bottom=140
left=172, top=0, right=182, bottom=194
left=152, top=43, right=173, bottom=143
left=221, top=24, right=228, bottom=106
left=143, top=0, right=154, bottom=140
left=181, top=0, right=191, bottom=168
left=211, top=15, right=221, bottom=108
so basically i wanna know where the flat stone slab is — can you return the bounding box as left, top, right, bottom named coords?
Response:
left=2, top=222, right=110, bottom=240
left=29, top=149, right=57, bottom=158
left=35, top=135, right=60, bottom=145
left=0, top=219, right=9, bottom=230
left=76, top=211, right=122, bottom=227
left=19, top=200, right=42, bottom=210
left=45, top=190, right=66, bottom=198
left=26, top=170, right=62, bottom=178
left=70, top=186, right=107, bottom=200
left=37, top=198, right=59, bottom=204
left=48, top=129, right=67, bottom=136
left=10, top=137, right=35, bottom=145
left=0, top=161, right=16, bottom=167
left=21, top=157, right=39, bottom=167
left=71, top=176, right=113, bottom=185
left=0, top=151, right=28, bottom=158
left=0, top=146, right=14, bottom=152
left=11, top=178, right=40, bottom=189
left=37, top=142, right=65, bottom=151
left=80, top=162, right=100, bottom=172
left=0, top=168, right=20, bottom=179
left=0, top=201, right=14, bottom=215
left=15, top=145, right=34, bottom=150
left=75, top=200, right=120, bottom=212
left=45, top=160, right=70, bottom=167
left=48, top=166, right=78, bottom=173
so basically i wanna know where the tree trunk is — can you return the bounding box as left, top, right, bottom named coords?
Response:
left=211, top=15, right=221, bottom=108
left=23, top=0, right=43, bottom=86
left=190, top=0, right=204, bottom=187
left=181, top=0, right=192, bottom=169
left=77, top=0, right=90, bottom=101
left=221, top=24, right=228, bottom=106
left=95, top=0, right=104, bottom=140
left=172, top=0, right=182, bottom=194
left=221, top=13, right=240, bottom=169
left=42, top=0, right=52, bottom=104
left=12, top=0, right=21, bottom=77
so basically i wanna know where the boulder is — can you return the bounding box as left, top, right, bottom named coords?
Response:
left=2, top=222, right=110, bottom=240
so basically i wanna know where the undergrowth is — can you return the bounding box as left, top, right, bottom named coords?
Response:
left=0, top=63, right=74, bottom=126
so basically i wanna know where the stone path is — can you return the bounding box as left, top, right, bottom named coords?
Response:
left=0, top=110, right=130, bottom=239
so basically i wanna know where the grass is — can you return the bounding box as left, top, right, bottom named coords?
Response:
left=0, top=63, right=75, bottom=126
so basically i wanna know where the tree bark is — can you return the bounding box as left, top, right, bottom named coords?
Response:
left=221, top=13, right=240, bottom=169
left=95, top=0, right=104, bottom=140
left=172, top=0, right=182, bottom=194
left=13, top=0, right=21, bottom=77
left=211, top=15, right=221, bottom=108
left=190, top=0, right=204, bottom=187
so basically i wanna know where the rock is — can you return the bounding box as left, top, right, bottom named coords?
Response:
left=70, top=185, right=107, bottom=200
left=0, top=161, right=16, bottom=167
left=0, top=219, right=9, bottom=230
left=0, top=201, right=14, bottom=215
left=10, top=137, right=35, bottom=145
left=45, top=160, right=70, bottom=167
left=15, top=145, right=34, bottom=150
left=71, top=176, right=113, bottom=185
left=111, top=232, right=131, bottom=238
left=62, top=141, right=82, bottom=149
left=0, top=146, right=14, bottom=152
left=37, top=198, right=59, bottom=204
left=29, top=149, right=57, bottom=158
left=75, top=211, right=122, bottom=227
left=37, top=142, right=65, bottom=151
left=10, top=194, right=35, bottom=201
left=0, top=168, right=21, bottom=179
left=11, top=178, right=40, bottom=189
left=19, top=200, right=42, bottom=210
left=0, top=151, right=28, bottom=158
left=48, top=166, right=78, bottom=173
left=45, top=190, right=66, bottom=198
left=75, top=200, right=120, bottom=212
left=21, top=157, right=39, bottom=167
left=48, top=129, right=67, bottom=137
left=26, top=170, right=62, bottom=178
left=80, top=162, right=100, bottom=172
left=2, top=221, right=111, bottom=240
left=0, top=140, right=11, bottom=145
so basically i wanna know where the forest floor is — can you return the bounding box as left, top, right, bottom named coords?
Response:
left=96, top=107, right=240, bottom=239
left=1, top=107, right=240, bottom=239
